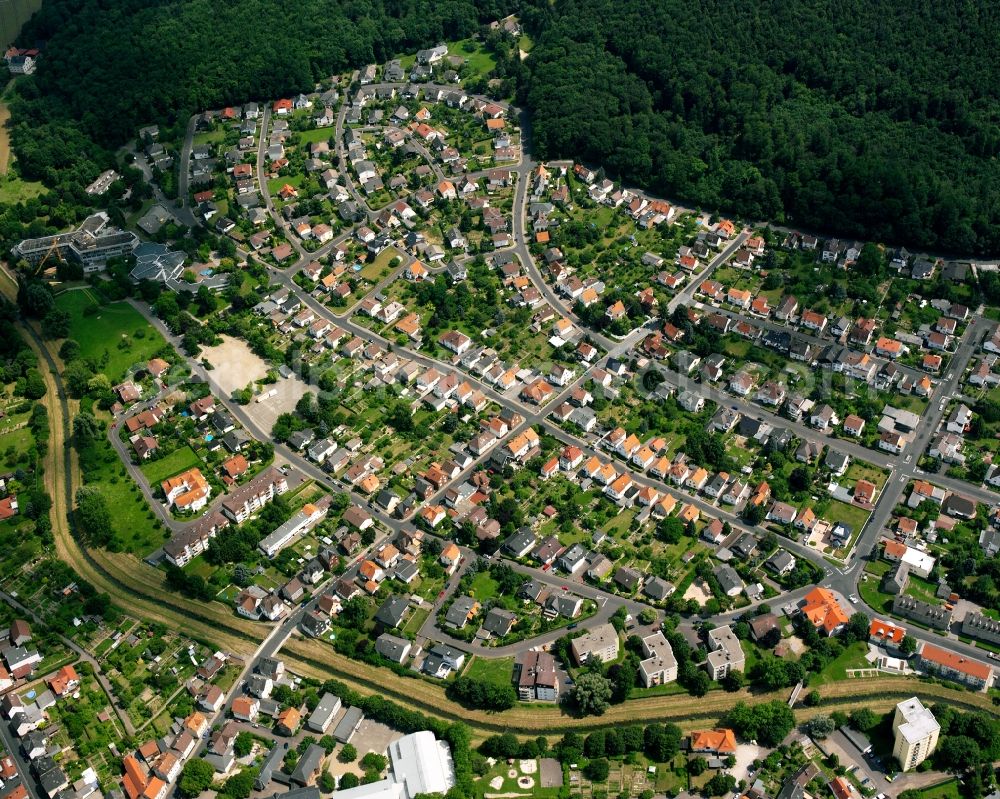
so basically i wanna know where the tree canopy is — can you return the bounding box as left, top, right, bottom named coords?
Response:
left=8, top=0, right=511, bottom=187
left=519, top=0, right=1000, bottom=254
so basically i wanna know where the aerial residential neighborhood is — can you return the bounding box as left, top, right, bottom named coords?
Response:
left=0, top=15, right=998, bottom=799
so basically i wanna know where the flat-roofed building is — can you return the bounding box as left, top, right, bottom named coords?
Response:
left=892, top=697, right=939, bottom=771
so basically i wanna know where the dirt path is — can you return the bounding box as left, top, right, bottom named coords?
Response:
left=21, top=322, right=265, bottom=656
left=0, top=101, right=10, bottom=175
left=283, top=638, right=992, bottom=739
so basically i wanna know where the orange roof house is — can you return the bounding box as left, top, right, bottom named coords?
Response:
left=690, top=728, right=737, bottom=754
left=918, top=642, right=993, bottom=686
left=654, top=494, right=677, bottom=517
left=276, top=706, right=301, bottom=735
left=715, top=219, right=736, bottom=238
left=869, top=618, right=905, bottom=645
left=875, top=336, right=902, bottom=358
left=801, top=587, right=849, bottom=635
left=147, top=358, right=170, bottom=378
left=831, top=776, right=858, bottom=799
left=123, top=755, right=147, bottom=796
left=883, top=539, right=907, bottom=560
left=678, top=504, right=700, bottom=524
left=143, top=778, right=166, bottom=799
left=160, top=468, right=210, bottom=511
left=183, top=711, right=208, bottom=738
left=441, top=542, right=461, bottom=564
left=222, top=454, right=249, bottom=480
left=48, top=664, right=80, bottom=696
left=854, top=479, right=876, bottom=504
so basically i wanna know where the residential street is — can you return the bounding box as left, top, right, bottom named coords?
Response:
left=125, top=74, right=1000, bottom=702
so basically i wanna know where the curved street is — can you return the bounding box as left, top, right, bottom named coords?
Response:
left=132, top=73, right=1000, bottom=704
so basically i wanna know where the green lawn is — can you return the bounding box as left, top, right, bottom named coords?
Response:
left=266, top=174, right=305, bottom=196
left=0, top=175, right=46, bottom=204
left=844, top=461, right=888, bottom=491
left=451, top=38, right=497, bottom=78
left=55, top=289, right=166, bottom=382
left=468, top=571, right=499, bottom=601
left=77, top=434, right=170, bottom=556
left=905, top=573, right=942, bottom=604
left=463, top=655, right=514, bottom=687
left=296, top=128, right=335, bottom=145
left=864, top=560, right=892, bottom=577
left=815, top=641, right=871, bottom=683
left=401, top=606, right=430, bottom=636
left=0, top=424, right=33, bottom=456
left=360, top=247, right=399, bottom=281
left=859, top=577, right=895, bottom=616
left=824, top=499, right=871, bottom=541
left=140, top=446, right=203, bottom=485
left=908, top=780, right=960, bottom=799
left=192, top=129, right=226, bottom=146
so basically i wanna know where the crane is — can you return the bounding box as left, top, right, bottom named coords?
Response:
left=33, top=237, right=64, bottom=276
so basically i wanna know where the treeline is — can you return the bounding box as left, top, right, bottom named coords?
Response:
left=518, top=0, right=1000, bottom=254
left=8, top=0, right=512, bottom=187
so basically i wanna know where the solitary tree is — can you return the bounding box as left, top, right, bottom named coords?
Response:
left=178, top=759, right=214, bottom=798
left=570, top=671, right=613, bottom=716
left=805, top=715, right=836, bottom=739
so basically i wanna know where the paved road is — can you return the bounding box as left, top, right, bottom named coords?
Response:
left=695, top=301, right=928, bottom=383
left=0, top=715, right=40, bottom=799
left=128, top=79, right=1000, bottom=678
left=175, top=115, right=199, bottom=226
left=0, top=589, right=137, bottom=736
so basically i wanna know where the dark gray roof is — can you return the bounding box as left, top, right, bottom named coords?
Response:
left=375, top=595, right=409, bottom=628
left=290, top=744, right=325, bottom=784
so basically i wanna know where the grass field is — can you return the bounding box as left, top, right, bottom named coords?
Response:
left=296, top=128, right=335, bottom=145
left=908, top=780, right=960, bottom=799
left=54, top=290, right=166, bottom=382
left=79, top=433, right=170, bottom=556
left=192, top=129, right=226, bottom=146
left=0, top=424, right=33, bottom=456
left=0, top=173, right=46, bottom=204
left=140, top=446, right=202, bottom=485
left=451, top=38, right=497, bottom=78
left=814, top=641, right=872, bottom=683
left=468, top=571, right=499, bottom=601
left=463, top=655, right=514, bottom=687
left=266, top=174, right=305, bottom=197
left=859, top=575, right=895, bottom=615
left=360, top=247, right=399, bottom=281
left=824, top=499, right=871, bottom=540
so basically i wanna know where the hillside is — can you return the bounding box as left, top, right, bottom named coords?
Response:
left=8, top=0, right=1000, bottom=254
left=7, top=0, right=508, bottom=185
left=0, top=0, right=43, bottom=47
left=519, top=0, right=1000, bottom=255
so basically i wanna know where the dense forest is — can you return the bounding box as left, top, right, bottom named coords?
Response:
left=8, top=0, right=511, bottom=185
left=518, top=0, right=1000, bottom=255
left=8, top=0, right=1000, bottom=253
